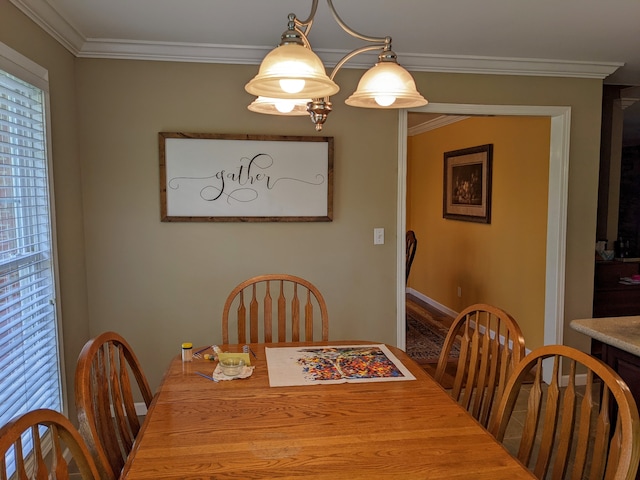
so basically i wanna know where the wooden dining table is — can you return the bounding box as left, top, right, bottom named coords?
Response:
left=120, top=341, right=534, bottom=479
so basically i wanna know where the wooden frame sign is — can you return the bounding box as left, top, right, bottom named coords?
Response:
left=443, top=144, right=493, bottom=224
left=159, top=133, right=333, bottom=222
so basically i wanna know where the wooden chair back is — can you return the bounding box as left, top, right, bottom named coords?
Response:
left=406, top=230, right=417, bottom=284
left=434, top=303, right=526, bottom=428
left=490, top=345, right=640, bottom=480
left=222, top=274, right=329, bottom=344
left=0, top=408, right=101, bottom=479
left=75, top=331, right=154, bottom=480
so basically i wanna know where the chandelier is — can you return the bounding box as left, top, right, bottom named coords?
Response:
left=245, top=0, right=428, bottom=131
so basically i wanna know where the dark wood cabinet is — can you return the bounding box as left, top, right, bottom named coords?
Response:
left=591, top=338, right=640, bottom=480
left=593, top=339, right=640, bottom=406
left=593, top=260, right=640, bottom=317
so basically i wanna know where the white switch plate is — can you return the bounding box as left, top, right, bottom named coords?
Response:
left=374, top=228, right=384, bottom=245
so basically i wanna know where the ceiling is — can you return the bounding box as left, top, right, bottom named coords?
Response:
left=9, top=0, right=640, bottom=142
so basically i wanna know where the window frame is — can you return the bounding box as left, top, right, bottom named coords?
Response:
left=0, top=41, right=66, bottom=415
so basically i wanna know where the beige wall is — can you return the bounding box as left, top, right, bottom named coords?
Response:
left=2, top=2, right=602, bottom=402
left=407, top=116, right=551, bottom=347
left=73, top=59, right=400, bottom=390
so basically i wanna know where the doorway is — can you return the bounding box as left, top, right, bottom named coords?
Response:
left=396, top=103, right=571, bottom=354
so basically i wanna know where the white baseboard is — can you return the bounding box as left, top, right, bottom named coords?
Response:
left=406, top=287, right=535, bottom=355
left=406, top=288, right=588, bottom=387
left=406, top=287, right=458, bottom=319
left=562, top=373, right=588, bottom=387
left=135, top=402, right=148, bottom=416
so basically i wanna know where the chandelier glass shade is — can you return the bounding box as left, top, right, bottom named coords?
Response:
left=244, top=43, right=339, bottom=99
left=248, top=96, right=312, bottom=116
left=345, top=58, right=427, bottom=109
left=245, top=0, right=428, bottom=130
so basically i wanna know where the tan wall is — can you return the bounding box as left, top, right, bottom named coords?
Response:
left=73, top=60, right=401, bottom=390
left=408, top=116, right=551, bottom=347
left=2, top=1, right=602, bottom=400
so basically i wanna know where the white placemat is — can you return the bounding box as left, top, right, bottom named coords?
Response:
left=212, top=364, right=255, bottom=381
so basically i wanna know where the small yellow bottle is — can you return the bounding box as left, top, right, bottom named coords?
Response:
left=181, top=342, right=193, bottom=362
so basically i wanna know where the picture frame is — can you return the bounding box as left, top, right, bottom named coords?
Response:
left=159, top=133, right=333, bottom=222
left=443, top=144, right=493, bottom=224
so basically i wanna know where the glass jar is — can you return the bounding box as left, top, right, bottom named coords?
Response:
left=181, top=342, right=193, bottom=362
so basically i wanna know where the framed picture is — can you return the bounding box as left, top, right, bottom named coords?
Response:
left=443, top=144, right=493, bottom=224
left=159, top=133, right=333, bottom=222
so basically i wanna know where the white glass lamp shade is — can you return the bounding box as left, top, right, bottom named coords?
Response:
left=345, top=61, right=428, bottom=109
left=248, top=97, right=311, bottom=116
left=245, top=44, right=340, bottom=99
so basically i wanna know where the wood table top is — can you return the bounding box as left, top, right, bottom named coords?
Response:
left=121, top=341, right=534, bottom=479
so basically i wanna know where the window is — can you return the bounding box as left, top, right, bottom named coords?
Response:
left=0, top=43, right=62, bottom=433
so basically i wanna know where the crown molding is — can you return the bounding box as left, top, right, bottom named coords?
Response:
left=9, top=0, right=84, bottom=54
left=396, top=52, right=621, bottom=80
left=78, top=41, right=621, bottom=80
left=408, top=115, right=470, bottom=137
left=10, top=0, right=622, bottom=80
left=77, top=39, right=268, bottom=65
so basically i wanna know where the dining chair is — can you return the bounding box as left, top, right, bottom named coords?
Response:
left=406, top=230, right=417, bottom=284
left=490, top=345, right=640, bottom=480
left=0, top=408, right=101, bottom=479
left=433, top=303, right=526, bottom=429
left=222, top=274, right=329, bottom=344
left=75, top=331, right=154, bottom=480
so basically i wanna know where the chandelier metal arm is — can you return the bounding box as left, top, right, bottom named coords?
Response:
left=328, top=44, right=387, bottom=82
left=327, top=0, right=389, bottom=44
left=293, top=0, right=318, bottom=36
left=293, top=24, right=312, bottom=49
left=245, top=0, right=427, bottom=130
left=295, top=1, right=391, bottom=50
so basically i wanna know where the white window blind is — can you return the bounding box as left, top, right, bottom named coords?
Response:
left=0, top=63, right=62, bottom=431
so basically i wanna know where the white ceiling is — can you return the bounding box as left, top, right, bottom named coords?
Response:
left=9, top=0, right=640, bottom=85
left=8, top=0, right=640, bottom=142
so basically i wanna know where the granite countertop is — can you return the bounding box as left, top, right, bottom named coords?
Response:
left=570, top=316, right=640, bottom=357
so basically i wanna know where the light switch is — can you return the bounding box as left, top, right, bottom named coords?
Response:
left=374, top=228, right=384, bottom=245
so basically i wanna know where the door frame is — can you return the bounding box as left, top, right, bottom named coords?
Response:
left=396, top=103, right=571, bottom=352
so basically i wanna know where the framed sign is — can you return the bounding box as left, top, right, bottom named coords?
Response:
left=443, top=144, right=493, bottom=224
left=159, top=133, right=333, bottom=222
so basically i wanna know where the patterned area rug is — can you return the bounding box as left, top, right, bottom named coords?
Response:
left=406, top=314, right=460, bottom=365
